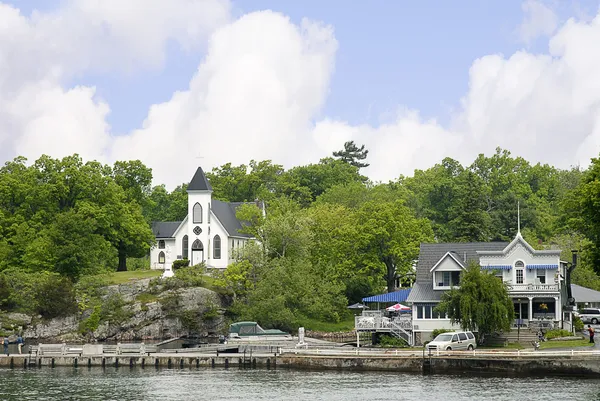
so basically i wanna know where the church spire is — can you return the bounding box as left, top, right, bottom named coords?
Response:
left=517, top=201, right=521, bottom=237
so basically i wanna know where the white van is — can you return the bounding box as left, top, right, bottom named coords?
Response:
left=426, top=331, right=477, bottom=351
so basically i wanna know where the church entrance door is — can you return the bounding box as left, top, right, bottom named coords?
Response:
left=191, top=239, right=204, bottom=265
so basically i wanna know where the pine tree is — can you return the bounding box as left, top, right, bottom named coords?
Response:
left=333, top=141, right=370, bottom=168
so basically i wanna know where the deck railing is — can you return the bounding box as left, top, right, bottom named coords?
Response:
left=506, top=283, right=558, bottom=292
left=355, top=315, right=412, bottom=331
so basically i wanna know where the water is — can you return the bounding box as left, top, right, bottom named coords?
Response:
left=0, top=367, right=597, bottom=401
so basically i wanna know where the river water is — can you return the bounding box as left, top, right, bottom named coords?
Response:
left=0, top=367, right=596, bottom=400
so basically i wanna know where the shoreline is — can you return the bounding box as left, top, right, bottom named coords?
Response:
left=1, top=349, right=600, bottom=377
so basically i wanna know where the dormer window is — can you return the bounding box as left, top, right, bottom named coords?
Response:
left=431, top=251, right=465, bottom=289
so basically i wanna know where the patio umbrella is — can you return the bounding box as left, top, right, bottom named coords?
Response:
left=386, top=303, right=411, bottom=312
left=347, top=303, right=369, bottom=310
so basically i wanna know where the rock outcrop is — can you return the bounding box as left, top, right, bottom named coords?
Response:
left=1, top=279, right=228, bottom=343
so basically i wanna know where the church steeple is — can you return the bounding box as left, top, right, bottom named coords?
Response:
left=517, top=201, right=521, bottom=237
left=187, top=167, right=212, bottom=192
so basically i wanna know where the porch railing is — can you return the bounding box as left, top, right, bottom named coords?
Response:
left=506, top=283, right=558, bottom=292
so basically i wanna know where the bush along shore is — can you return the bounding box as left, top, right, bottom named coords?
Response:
left=0, top=267, right=229, bottom=344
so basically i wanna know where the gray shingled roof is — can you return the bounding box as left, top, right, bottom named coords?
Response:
left=187, top=167, right=213, bottom=191
left=151, top=221, right=182, bottom=238
left=572, top=284, right=600, bottom=303
left=416, top=242, right=509, bottom=284
left=409, top=242, right=509, bottom=303
left=211, top=199, right=253, bottom=238
left=406, top=283, right=443, bottom=302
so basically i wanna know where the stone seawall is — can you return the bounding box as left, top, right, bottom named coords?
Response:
left=1, top=353, right=600, bottom=377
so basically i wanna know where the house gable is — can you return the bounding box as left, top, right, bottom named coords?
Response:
left=429, top=252, right=465, bottom=273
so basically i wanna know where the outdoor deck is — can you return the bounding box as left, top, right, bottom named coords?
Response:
left=355, top=310, right=413, bottom=345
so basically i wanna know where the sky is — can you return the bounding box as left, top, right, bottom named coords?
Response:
left=2, top=0, right=600, bottom=188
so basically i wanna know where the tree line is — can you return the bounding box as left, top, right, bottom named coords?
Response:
left=2, top=143, right=600, bottom=329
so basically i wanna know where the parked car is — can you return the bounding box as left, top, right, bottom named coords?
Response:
left=578, top=308, right=600, bottom=324
left=426, top=331, right=477, bottom=351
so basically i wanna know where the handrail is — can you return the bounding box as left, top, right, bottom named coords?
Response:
left=279, top=347, right=600, bottom=358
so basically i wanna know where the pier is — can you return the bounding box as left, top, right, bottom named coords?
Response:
left=2, top=343, right=600, bottom=377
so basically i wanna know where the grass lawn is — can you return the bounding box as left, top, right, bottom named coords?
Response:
left=540, top=339, right=593, bottom=349
left=297, top=317, right=356, bottom=332
left=107, top=270, right=162, bottom=284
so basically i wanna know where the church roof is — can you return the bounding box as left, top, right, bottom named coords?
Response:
left=187, top=167, right=213, bottom=191
left=151, top=221, right=182, bottom=238
left=211, top=199, right=253, bottom=238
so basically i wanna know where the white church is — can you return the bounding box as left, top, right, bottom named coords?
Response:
left=150, top=167, right=260, bottom=270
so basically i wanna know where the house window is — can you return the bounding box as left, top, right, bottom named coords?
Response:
left=417, top=306, right=423, bottom=319
left=516, top=269, right=524, bottom=284
left=537, top=270, right=546, bottom=284
left=193, top=202, right=203, bottom=223
left=213, top=235, right=221, bottom=259
left=158, top=240, right=165, bottom=249
left=158, top=251, right=165, bottom=264
left=439, top=271, right=461, bottom=287
left=182, top=235, right=188, bottom=260
left=424, top=306, right=431, bottom=319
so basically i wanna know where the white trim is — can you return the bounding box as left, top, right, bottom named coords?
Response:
left=171, top=216, right=188, bottom=238
left=429, top=252, right=465, bottom=273
left=477, top=235, right=560, bottom=257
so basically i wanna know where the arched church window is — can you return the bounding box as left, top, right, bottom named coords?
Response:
left=193, top=203, right=203, bottom=223
left=213, top=235, right=221, bottom=259
left=182, top=235, right=188, bottom=260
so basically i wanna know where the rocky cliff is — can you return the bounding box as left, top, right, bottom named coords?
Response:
left=0, top=279, right=228, bottom=343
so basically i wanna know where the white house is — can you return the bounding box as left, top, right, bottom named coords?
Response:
left=406, top=231, right=574, bottom=345
left=150, top=167, right=261, bottom=270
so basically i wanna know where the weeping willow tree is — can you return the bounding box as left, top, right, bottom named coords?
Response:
left=436, top=262, right=514, bottom=343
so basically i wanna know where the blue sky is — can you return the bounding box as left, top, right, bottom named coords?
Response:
left=3, top=0, right=600, bottom=186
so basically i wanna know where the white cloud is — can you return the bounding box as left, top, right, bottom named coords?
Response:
left=109, top=11, right=338, bottom=187
left=0, top=0, right=230, bottom=164
left=518, top=0, right=558, bottom=45
left=3, top=1, right=600, bottom=188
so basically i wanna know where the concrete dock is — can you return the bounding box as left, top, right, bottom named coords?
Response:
left=2, top=347, right=600, bottom=377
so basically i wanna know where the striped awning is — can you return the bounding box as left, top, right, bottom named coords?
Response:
left=481, top=265, right=512, bottom=270
left=362, top=288, right=411, bottom=303
left=527, top=264, right=558, bottom=270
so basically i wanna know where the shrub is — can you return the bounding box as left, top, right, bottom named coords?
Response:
left=126, top=256, right=150, bottom=271
left=172, top=259, right=190, bottom=270
left=80, top=305, right=101, bottom=334
left=574, top=315, right=584, bottom=332
left=545, top=329, right=575, bottom=339
left=431, top=328, right=453, bottom=339
left=378, top=334, right=408, bottom=348
left=2, top=270, right=77, bottom=318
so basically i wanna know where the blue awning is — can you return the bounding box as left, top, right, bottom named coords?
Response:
left=527, top=264, right=558, bottom=270
left=362, top=288, right=411, bottom=303
left=481, top=265, right=512, bottom=270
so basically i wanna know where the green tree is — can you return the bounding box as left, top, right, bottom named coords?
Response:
left=403, top=158, right=463, bottom=241
left=568, top=156, right=600, bottom=273
left=332, top=140, right=370, bottom=168
left=357, top=200, right=434, bottom=292
left=436, top=263, right=514, bottom=342
left=282, top=158, right=366, bottom=205
left=448, top=170, right=492, bottom=241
